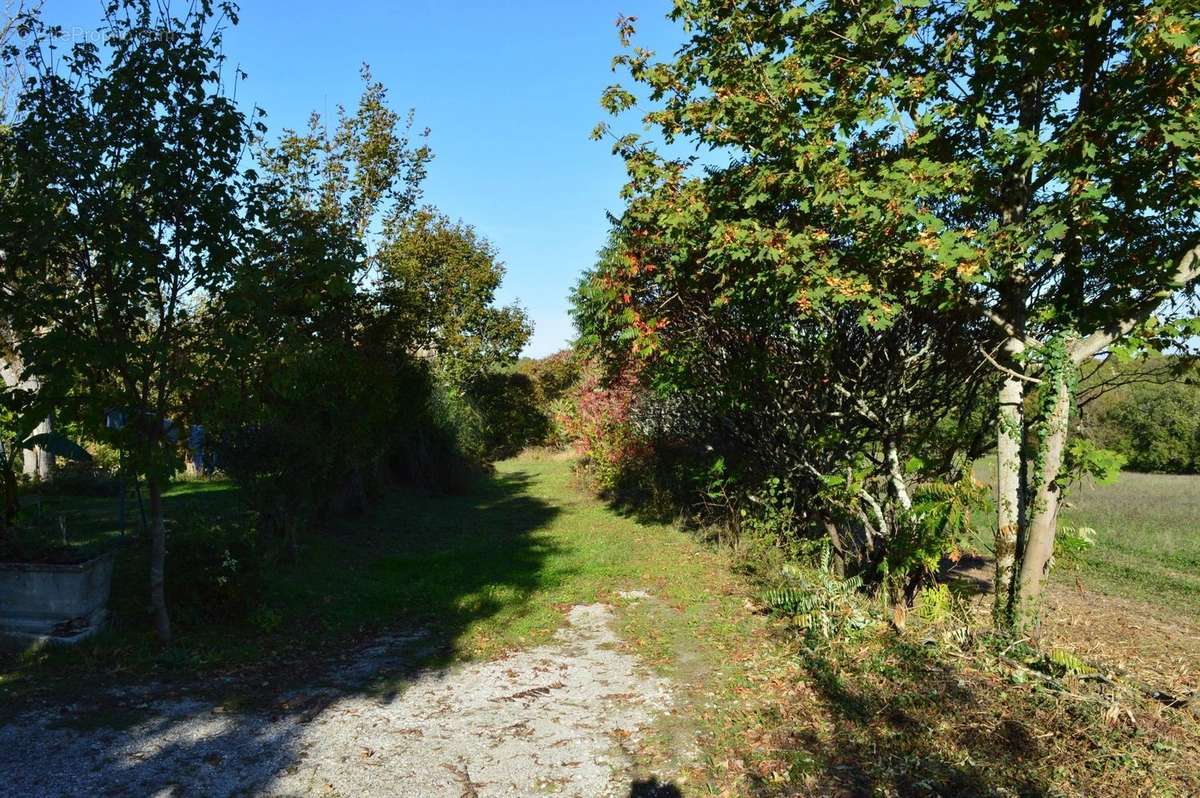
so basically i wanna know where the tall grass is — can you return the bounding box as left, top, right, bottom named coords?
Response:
left=1059, top=471, right=1199, bottom=612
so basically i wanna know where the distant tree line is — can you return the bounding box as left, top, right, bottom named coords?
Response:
left=1078, top=356, right=1200, bottom=475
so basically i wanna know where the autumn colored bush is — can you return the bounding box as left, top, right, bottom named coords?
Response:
left=558, top=363, right=649, bottom=493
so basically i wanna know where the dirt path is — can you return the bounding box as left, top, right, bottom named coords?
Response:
left=0, top=604, right=675, bottom=797
left=949, top=555, right=1200, bottom=693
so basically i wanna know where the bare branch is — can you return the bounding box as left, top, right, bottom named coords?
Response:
left=979, top=344, right=1042, bottom=385
left=965, top=292, right=1042, bottom=351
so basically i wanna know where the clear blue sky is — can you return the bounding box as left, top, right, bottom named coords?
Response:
left=45, top=1, right=686, bottom=356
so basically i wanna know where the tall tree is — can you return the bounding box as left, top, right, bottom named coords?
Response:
left=595, top=1, right=1199, bottom=625
left=1, top=0, right=53, bottom=481
left=0, top=0, right=39, bottom=122
left=0, top=0, right=253, bottom=641
left=377, top=208, right=531, bottom=386
left=938, top=1, right=1200, bottom=623
left=209, top=68, right=433, bottom=533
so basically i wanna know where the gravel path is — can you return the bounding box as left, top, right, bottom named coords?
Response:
left=0, top=604, right=674, bottom=797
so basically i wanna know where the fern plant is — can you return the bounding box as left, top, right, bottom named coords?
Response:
left=1050, top=525, right=1098, bottom=572
left=878, top=473, right=988, bottom=604
left=763, top=546, right=874, bottom=640
left=1044, top=648, right=1093, bottom=677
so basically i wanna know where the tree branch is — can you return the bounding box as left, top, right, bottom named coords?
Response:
left=965, top=293, right=1042, bottom=351
left=1072, top=243, right=1200, bottom=365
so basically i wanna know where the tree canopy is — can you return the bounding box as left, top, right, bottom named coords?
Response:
left=580, top=0, right=1200, bottom=623
left=0, top=0, right=533, bottom=641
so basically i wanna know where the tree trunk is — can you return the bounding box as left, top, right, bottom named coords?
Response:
left=1015, top=373, right=1071, bottom=627
left=886, top=443, right=913, bottom=511
left=1, top=459, right=18, bottom=544
left=25, top=413, right=56, bottom=480
left=147, top=475, right=172, bottom=643
left=993, top=338, right=1026, bottom=625
left=0, top=357, right=56, bottom=479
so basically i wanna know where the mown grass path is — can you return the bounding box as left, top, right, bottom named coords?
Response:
left=3, top=454, right=752, bottom=684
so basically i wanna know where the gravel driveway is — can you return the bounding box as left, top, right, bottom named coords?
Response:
left=0, top=604, right=674, bottom=797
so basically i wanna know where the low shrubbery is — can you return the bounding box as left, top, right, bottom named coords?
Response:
left=24, top=460, right=123, bottom=499
left=167, top=514, right=264, bottom=625
left=762, top=550, right=872, bottom=641
left=559, top=346, right=991, bottom=613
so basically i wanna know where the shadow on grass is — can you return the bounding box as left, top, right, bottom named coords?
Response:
left=790, top=638, right=1050, bottom=798
left=0, top=468, right=572, bottom=795
left=629, top=776, right=683, bottom=796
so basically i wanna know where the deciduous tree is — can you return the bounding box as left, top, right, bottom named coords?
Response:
left=590, top=0, right=1199, bottom=625
left=1, top=0, right=253, bottom=642
left=377, top=208, right=531, bottom=385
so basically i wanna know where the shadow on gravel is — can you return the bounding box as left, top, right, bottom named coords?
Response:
left=0, top=468, right=568, bottom=796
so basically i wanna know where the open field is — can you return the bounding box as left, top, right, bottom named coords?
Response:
left=1058, top=471, right=1200, bottom=613
left=971, top=460, right=1199, bottom=617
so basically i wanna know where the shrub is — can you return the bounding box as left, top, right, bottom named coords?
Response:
left=389, top=384, right=488, bottom=494
left=558, top=363, right=648, bottom=493
left=517, top=349, right=582, bottom=444
left=215, top=343, right=440, bottom=541
left=877, top=475, right=987, bottom=606
left=762, top=548, right=875, bottom=642
left=464, top=371, right=551, bottom=460
left=1050, top=525, right=1098, bottom=572
left=167, top=515, right=264, bottom=625
left=913, top=584, right=954, bottom=624
left=30, top=460, right=123, bottom=498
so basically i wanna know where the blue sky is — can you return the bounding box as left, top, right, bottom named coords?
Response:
left=45, top=1, right=687, bottom=356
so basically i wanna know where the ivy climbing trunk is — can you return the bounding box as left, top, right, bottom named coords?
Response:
left=1016, top=371, right=1072, bottom=624
left=993, top=60, right=1037, bottom=624
left=147, top=475, right=171, bottom=643
left=993, top=265, right=1028, bottom=625
left=994, top=351, right=1025, bottom=625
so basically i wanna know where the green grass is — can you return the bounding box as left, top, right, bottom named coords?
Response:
left=0, top=455, right=748, bottom=701
left=0, top=453, right=768, bottom=793
left=2, top=453, right=1195, bottom=797
left=971, top=459, right=1199, bottom=615
left=5, top=479, right=239, bottom=561
left=15, top=456, right=1190, bottom=686
left=1058, top=471, right=1200, bottom=612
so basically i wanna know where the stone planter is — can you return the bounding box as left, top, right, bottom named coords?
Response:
left=0, top=550, right=116, bottom=647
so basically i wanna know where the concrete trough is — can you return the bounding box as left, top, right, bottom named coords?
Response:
left=0, top=550, right=115, bottom=647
